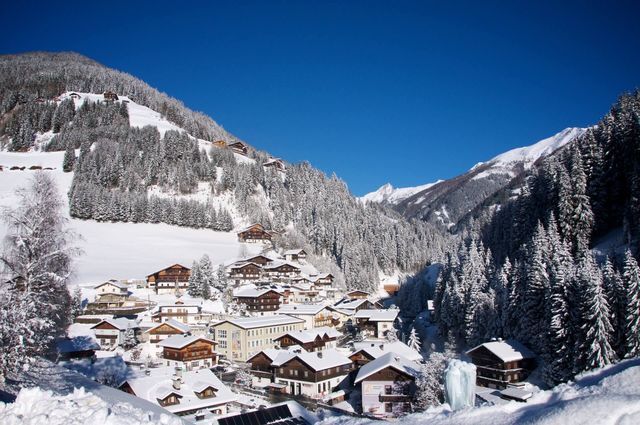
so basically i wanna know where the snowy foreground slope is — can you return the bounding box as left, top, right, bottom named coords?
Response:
left=318, top=358, right=640, bottom=425
left=0, top=150, right=261, bottom=284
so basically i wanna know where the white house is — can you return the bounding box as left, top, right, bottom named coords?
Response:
left=153, top=301, right=202, bottom=325
left=353, top=309, right=399, bottom=338
left=94, top=280, right=129, bottom=297
left=91, top=318, right=138, bottom=350
left=276, top=304, right=333, bottom=329
left=283, top=249, right=307, bottom=262
left=120, top=367, right=236, bottom=419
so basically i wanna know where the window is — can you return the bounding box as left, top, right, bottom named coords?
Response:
left=385, top=385, right=392, bottom=395
left=218, top=330, right=227, bottom=339
left=219, top=340, right=227, bottom=349
left=385, top=403, right=392, bottom=413
left=304, top=371, right=309, bottom=378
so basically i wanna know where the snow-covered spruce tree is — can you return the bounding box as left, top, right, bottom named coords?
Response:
left=414, top=351, right=448, bottom=410
left=122, top=327, right=138, bottom=350
left=622, top=250, right=640, bottom=358
left=62, top=144, right=76, bottom=172
left=408, top=327, right=421, bottom=352
left=199, top=254, right=214, bottom=300
left=521, top=222, right=550, bottom=350
left=0, top=173, right=80, bottom=377
left=70, top=287, right=84, bottom=320
left=602, top=257, right=626, bottom=358
left=187, top=260, right=203, bottom=298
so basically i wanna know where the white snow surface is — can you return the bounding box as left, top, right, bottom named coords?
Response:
left=361, top=181, right=442, bottom=205
left=317, top=358, right=640, bottom=425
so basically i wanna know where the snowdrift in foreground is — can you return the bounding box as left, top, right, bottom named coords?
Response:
left=318, top=358, right=640, bottom=425
left=0, top=387, right=182, bottom=425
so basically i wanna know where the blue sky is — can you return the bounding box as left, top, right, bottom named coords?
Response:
left=1, top=1, right=639, bottom=195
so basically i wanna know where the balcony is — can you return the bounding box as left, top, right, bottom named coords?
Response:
left=379, top=394, right=413, bottom=402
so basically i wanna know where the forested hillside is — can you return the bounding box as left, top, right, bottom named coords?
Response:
left=429, top=92, right=640, bottom=385
left=0, top=52, right=453, bottom=291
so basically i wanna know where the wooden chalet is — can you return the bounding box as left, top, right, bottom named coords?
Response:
left=213, top=140, right=227, bottom=148
left=263, top=158, right=286, bottom=172
left=312, top=273, right=334, bottom=286
left=146, top=319, right=191, bottom=344
left=466, top=339, right=536, bottom=389
left=237, top=223, right=273, bottom=243
left=103, top=91, right=119, bottom=101
left=229, top=141, right=248, bottom=155
left=146, top=264, right=191, bottom=294
left=274, top=328, right=340, bottom=352
left=228, top=262, right=262, bottom=281
left=158, top=334, right=218, bottom=370
left=232, top=287, right=282, bottom=313
left=246, top=349, right=295, bottom=385
left=346, top=290, right=370, bottom=300
left=263, top=262, right=301, bottom=279
left=242, top=254, right=274, bottom=266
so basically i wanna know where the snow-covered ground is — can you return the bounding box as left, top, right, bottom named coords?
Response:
left=361, top=181, right=442, bottom=205
left=0, top=150, right=262, bottom=285
left=317, top=358, right=640, bottom=425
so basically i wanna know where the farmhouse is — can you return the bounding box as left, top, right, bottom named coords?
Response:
left=211, top=315, right=305, bottom=361
left=274, top=327, right=342, bottom=352
left=120, top=367, right=236, bottom=418
left=263, top=158, right=286, bottom=172
left=228, top=262, right=262, bottom=281
left=237, top=223, right=273, bottom=243
left=146, top=264, right=191, bottom=295
left=158, top=334, right=218, bottom=370
left=310, top=273, right=334, bottom=286
left=355, top=352, right=419, bottom=419
left=345, top=290, right=370, bottom=300
left=263, top=261, right=301, bottom=279
left=241, top=254, right=275, bottom=266
left=94, top=280, right=129, bottom=297
left=233, top=286, right=283, bottom=314
left=283, top=249, right=306, bottom=262
left=153, top=301, right=202, bottom=324
left=466, top=339, right=536, bottom=389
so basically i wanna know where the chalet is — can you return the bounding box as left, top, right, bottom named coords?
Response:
left=383, top=282, right=400, bottom=296
left=333, top=298, right=376, bottom=316
left=310, top=273, right=334, bottom=286
left=346, top=290, right=370, bottom=300
left=276, top=304, right=333, bottom=329
left=353, top=309, right=399, bottom=338
left=91, top=318, right=139, bottom=350
left=355, top=352, right=419, bottom=418
left=233, top=287, right=282, bottom=314
left=103, top=91, right=119, bottom=101
left=283, top=249, right=307, bottom=262
left=94, top=280, right=129, bottom=297
left=263, top=261, right=301, bottom=279
left=325, top=306, right=352, bottom=327
left=56, top=336, right=100, bottom=361
left=153, top=301, right=203, bottom=325
left=228, top=262, right=262, bottom=281
left=246, top=348, right=297, bottom=386
left=146, top=319, right=191, bottom=344
left=146, top=264, right=191, bottom=295
left=350, top=341, right=423, bottom=367
left=213, top=140, right=227, bottom=148
left=288, top=284, right=321, bottom=304
left=237, top=223, right=273, bottom=243
left=263, top=158, right=286, bottom=172
left=465, top=339, right=536, bottom=389
left=211, top=315, right=305, bottom=361
left=120, top=367, right=236, bottom=418
left=241, top=254, right=275, bottom=266
left=158, top=334, right=218, bottom=370
left=229, top=141, right=248, bottom=155
left=274, top=327, right=342, bottom=352
left=272, top=349, right=352, bottom=398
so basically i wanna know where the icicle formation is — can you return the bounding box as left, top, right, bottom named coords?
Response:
left=444, top=359, right=476, bottom=411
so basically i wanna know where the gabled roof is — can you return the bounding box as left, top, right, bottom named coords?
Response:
left=263, top=261, right=300, bottom=271
left=354, top=352, right=420, bottom=383
left=91, top=318, right=138, bottom=331
left=353, top=309, right=399, bottom=322
left=94, top=280, right=129, bottom=290
left=216, top=314, right=305, bottom=330
left=233, top=286, right=281, bottom=298
left=274, top=327, right=341, bottom=344
left=277, top=304, right=326, bottom=316
left=146, top=319, right=190, bottom=334
left=334, top=298, right=369, bottom=310
left=466, top=339, right=535, bottom=363
left=352, top=340, right=423, bottom=362
left=229, top=261, right=263, bottom=270
left=284, top=249, right=306, bottom=255
left=277, top=349, right=351, bottom=372
left=146, top=263, right=190, bottom=277
left=158, top=334, right=216, bottom=349
left=346, top=290, right=370, bottom=296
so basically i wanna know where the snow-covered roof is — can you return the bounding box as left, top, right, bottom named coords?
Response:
left=158, top=334, right=215, bottom=349
left=91, top=318, right=138, bottom=331
left=146, top=319, right=191, bottom=334
left=229, top=261, right=262, bottom=270
left=352, top=340, right=423, bottom=362
left=466, top=339, right=535, bottom=363
left=220, top=314, right=305, bottom=330
left=256, top=349, right=297, bottom=366
left=284, top=249, right=305, bottom=255
left=275, top=349, right=351, bottom=371
left=501, top=387, right=533, bottom=401
left=275, top=327, right=342, bottom=344
left=56, top=336, right=100, bottom=353
left=123, top=368, right=236, bottom=415
left=233, top=286, right=280, bottom=298
left=355, top=352, right=420, bottom=383
left=353, top=309, right=399, bottom=322
left=263, top=260, right=300, bottom=271
left=94, top=280, right=129, bottom=290
left=333, top=298, right=369, bottom=310
left=277, top=304, right=326, bottom=316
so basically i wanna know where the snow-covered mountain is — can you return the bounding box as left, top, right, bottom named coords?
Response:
left=389, top=127, right=586, bottom=228
left=361, top=181, right=442, bottom=205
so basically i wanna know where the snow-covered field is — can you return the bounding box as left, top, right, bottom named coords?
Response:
left=0, top=150, right=261, bottom=285
left=318, top=358, right=640, bottom=425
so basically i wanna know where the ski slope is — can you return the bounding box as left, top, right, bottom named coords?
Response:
left=0, top=150, right=261, bottom=285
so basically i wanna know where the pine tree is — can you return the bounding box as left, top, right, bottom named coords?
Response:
left=63, top=144, right=76, bottom=172
left=602, top=257, right=626, bottom=357
left=122, top=327, right=138, bottom=350
left=408, top=327, right=421, bottom=352
left=199, top=254, right=213, bottom=300
left=622, top=250, right=640, bottom=358
left=187, top=260, right=202, bottom=298
left=70, top=287, right=83, bottom=320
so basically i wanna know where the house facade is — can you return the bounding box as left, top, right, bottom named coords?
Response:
left=233, top=288, right=282, bottom=314
left=146, top=264, right=191, bottom=295
left=158, top=335, right=218, bottom=370
left=237, top=224, right=272, bottom=243
left=276, top=304, right=333, bottom=329
left=153, top=302, right=202, bottom=324
left=466, top=339, right=536, bottom=389
left=228, top=262, right=262, bottom=282
left=91, top=318, right=138, bottom=350
left=146, top=319, right=191, bottom=344
left=353, top=309, right=399, bottom=338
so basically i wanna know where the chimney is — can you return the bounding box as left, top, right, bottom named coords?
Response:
left=317, top=352, right=323, bottom=358
left=172, top=377, right=181, bottom=390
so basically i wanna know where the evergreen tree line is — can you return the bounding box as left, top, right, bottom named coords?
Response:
left=0, top=52, right=233, bottom=142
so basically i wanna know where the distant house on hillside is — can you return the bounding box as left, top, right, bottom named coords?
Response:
left=284, top=249, right=307, bottom=262
left=146, top=264, right=191, bottom=294
left=233, top=287, right=283, bottom=314
left=345, top=290, right=370, bottom=300
left=103, top=91, right=119, bottom=101
left=237, top=223, right=273, bottom=244
left=229, top=141, right=248, bottom=155
left=466, top=339, right=536, bottom=389
left=263, top=158, right=286, bottom=172
left=68, top=92, right=81, bottom=100
left=213, top=140, right=227, bottom=148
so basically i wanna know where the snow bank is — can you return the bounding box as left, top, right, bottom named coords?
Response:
left=0, top=387, right=182, bottom=425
